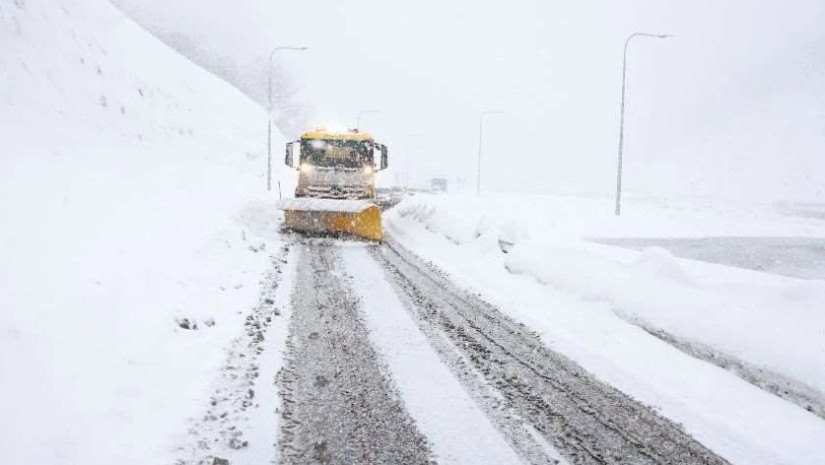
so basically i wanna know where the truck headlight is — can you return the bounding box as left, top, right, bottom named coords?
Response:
left=299, top=163, right=313, bottom=173
left=363, top=165, right=374, bottom=175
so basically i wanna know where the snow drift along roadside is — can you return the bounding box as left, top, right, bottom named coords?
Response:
left=0, top=1, right=287, bottom=464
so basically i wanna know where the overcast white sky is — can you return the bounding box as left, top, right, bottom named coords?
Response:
left=113, top=0, right=825, bottom=201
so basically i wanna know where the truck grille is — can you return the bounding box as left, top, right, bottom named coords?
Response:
left=303, top=186, right=370, bottom=200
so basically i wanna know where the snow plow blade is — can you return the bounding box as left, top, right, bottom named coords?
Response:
left=277, top=198, right=383, bottom=241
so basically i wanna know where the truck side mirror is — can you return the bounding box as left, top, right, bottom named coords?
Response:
left=371, top=143, right=380, bottom=169
left=285, top=141, right=299, bottom=168
left=379, top=144, right=388, bottom=170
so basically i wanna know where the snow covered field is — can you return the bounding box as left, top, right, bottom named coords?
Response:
left=0, top=1, right=292, bottom=463
left=386, top=192, right=825, bottom=464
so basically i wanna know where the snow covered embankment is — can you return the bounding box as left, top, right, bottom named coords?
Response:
left=386, top=194, right=825, bottom=464
left=0, top=1, right=287, bottom=464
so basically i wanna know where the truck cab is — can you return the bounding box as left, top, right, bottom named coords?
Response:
left=285, top=128, right=388, bottom=200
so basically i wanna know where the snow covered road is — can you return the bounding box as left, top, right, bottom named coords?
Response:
left=195, top=236, right=732, bottom=465
left=177, top=229, right=824, bottom=465
left=277, top=241, right=433, bottom=464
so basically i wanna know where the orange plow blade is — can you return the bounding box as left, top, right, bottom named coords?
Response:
left=277, top=199, right=383, bottom=241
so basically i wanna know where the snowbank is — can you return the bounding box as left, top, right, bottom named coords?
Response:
left=504, top=238, right=825, bottom=410
left=0, top=1, right=287, bottom=464
left=386, top=193, right=825, bottom=463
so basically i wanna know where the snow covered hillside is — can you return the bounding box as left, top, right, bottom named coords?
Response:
left=386, top=193, right=825, bottom=464
left=0, top=1, right=288, bottom=464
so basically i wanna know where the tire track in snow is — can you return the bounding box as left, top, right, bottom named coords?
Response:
left=374, top=239, right=730, bottom=465
left=276, top=239, right=433, bottom=465
left=343, top=245, right=559, bottom=465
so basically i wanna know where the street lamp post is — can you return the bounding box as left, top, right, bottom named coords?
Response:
left=403, top=133, right=422, bottom=194
left=267, top=46, right=307, bottom=191
left=356, top=109, right=381, bottom=129
left=615, top=33, right=669, bottom=215
left=477, top=110, right=502, bottom=196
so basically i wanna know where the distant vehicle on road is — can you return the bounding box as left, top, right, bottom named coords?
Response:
left=430, top=177, right=447, bottom=193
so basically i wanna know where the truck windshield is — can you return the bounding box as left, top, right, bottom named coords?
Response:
left=301, top=139, right=373, bottom=168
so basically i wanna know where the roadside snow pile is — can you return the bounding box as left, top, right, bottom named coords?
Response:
left=397, top=200, right=496, bottom=245
left=0, top=1, right=286, bottom=464
left=632, top=246, right=696, bottom=284
left=387, top=194, right=825, bottom=417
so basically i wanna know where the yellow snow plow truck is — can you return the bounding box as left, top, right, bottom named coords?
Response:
left=277, top=127, right=389, bottom=241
